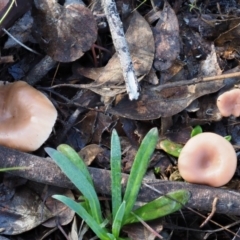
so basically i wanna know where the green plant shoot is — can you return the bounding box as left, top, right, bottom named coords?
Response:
left=110, top=129, right=122, bottom=219
left=46, top=128, right=190, bottom=239
left=191, top=125, right=203, bottom=137
left=122, top=128, right=158, bottom=222
left=45, top=147, right=103, bottom=224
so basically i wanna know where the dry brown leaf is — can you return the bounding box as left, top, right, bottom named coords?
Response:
left=41, top=186, right=75, bottom=228
left=0, top=186, right=52, bottom=235
left=199, top=44, right=222, bottom=77
left=109, top=78, right=226, bottom=120
left=32, top=0, right=97, bottom=62
left=74, top=10, right=154, bottom=97
left=153, top=1, right=180, bottom=71
left=123, top=221, right=163, bottom=240
left=79, top=144, right=103, bottom=165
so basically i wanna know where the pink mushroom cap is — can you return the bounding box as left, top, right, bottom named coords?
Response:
left=178, top=132, right=237, bottom=187
left=0, top=81, right=57, bottom=152
left=217, top=89, right=240, bottom=117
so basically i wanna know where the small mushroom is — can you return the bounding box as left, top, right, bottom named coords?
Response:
left=217, top=89, right=240, bottom=117
left=178, top=132, right=237, bottom=187
left=0, top=81, right=57, bottom=152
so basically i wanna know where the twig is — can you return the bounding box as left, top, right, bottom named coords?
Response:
left=2, top=28, right=41, bottom=55
left=200, top=197, right=218, bottom=228
left=25, top=55, right=57, bottom=85
left=0, top=55, right=14, bottom=64
left=101, top=0, right=140, bottom=100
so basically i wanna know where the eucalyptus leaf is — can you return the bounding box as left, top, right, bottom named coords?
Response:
left=123, top=128, right=158, bottom=222
left=123, top=190, right=190, bottom=224
left=111, top=129, right=122, bottom=219
left=53, top=195, right=113, bottom=240
left=45, top=148, right=103, bottom=224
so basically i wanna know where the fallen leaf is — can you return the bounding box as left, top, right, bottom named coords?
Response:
left=73, top=10, right=154, bottom=97
left=153, top=1, right=180, bottom=71
left=79, top=144, right=103, bottom=165
left=108, top=78, right=226, bottom=120
left=123, top=221, right=163, bottom=240
left=32, top=0, right=97, bottom=62
left=41, top=186, right=74, bottom=228
left=199, top=44, right=222, bottom=77
left=0, top=187, right=52, bottom=235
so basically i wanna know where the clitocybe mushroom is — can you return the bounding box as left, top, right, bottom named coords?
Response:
left=217, top=89, right=240, bottom=117
left=178, top=132, right=237, bottom=187
left=0, top=81, right=57, bottom=152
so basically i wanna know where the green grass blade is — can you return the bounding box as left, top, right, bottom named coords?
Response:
left=123, top=190, right=190, bottom=225
left=112, top=201, right=126, bottom=238
left=110, top=129, right=122, bottom=219
left=0, top=166, right=30, bottom=172
left=53, top=195, right=113, bottom=240
left=57, top=144, right=93, bottom=186
left=123, top=128, right=158, bottom=222
left=45, top=148, right=103, bottom=224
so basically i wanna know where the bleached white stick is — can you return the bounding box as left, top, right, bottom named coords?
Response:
left=101, top=0, right=140, bottom=100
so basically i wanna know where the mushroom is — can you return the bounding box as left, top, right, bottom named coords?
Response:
left=0, top=81, right=57, bottom=152
left=178, top=132, right=237, bottom=187
left=217, top=89, right=240, bottom=117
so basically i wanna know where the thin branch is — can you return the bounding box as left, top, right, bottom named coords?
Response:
left=2, top=28, right=41, bottom=55
left=101, top=0, right=140, bottom=100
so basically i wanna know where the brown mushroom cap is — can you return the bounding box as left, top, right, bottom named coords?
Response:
left=0, top=81, right=57, bottom=152
left=217, top=89, right=240, bottom=117
left=178, top=132, right=237, bottom=187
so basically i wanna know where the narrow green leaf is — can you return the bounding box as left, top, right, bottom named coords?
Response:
left=57, top=144, right=93, bottom=186
left=123, top=128, right=158, bottom=222
left=123, top=190, right=190, bottom=225
left=191, top=125, right=202, bottom=137
left=110, top=129, right=122, bottom=219
left=0, top=166, right=30, bottom=172
left=159, top=139, right=183, bottom=157
left=112, top=201, right=126, bottom=238
left=45, top=148, right=103, bottom=224
left=53, top=195, right=113, bottom=240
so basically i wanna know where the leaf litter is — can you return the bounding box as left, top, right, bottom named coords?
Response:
left=2, top=0, right=240, bottom=239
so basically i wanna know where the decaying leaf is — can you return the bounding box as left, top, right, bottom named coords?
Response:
left=108, top=78, right=227, bottom=120
left=74, top=10, right=154, bottom=97
left=79, top=144, right=103, bottom=165
left=215, top=19, right=240, bottom=48
left=0, top=187, right=52, bottom=235
left=153, top=1, right=180, bottom=71
left=92, top=112, right=115, bottom=143
left=41, top=186, right=75, bottom=228
left=123, top=221, right=163, bottom=240
left=32, top=0, right=97, bottom=62
left=199, top=44, right=222, bottom=77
